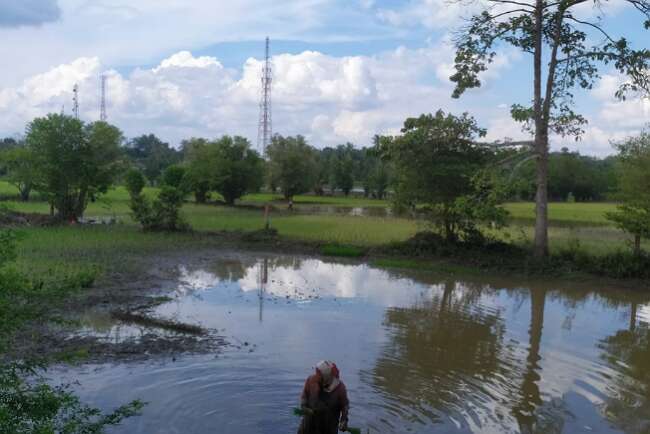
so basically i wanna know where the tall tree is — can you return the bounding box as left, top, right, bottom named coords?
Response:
left=210, top=136, right=264, bottom=205
left=26, top=115, right=124, bottom=220
left=451, top=0, right=650, bottom=257
left=182, top=137, right=212, bottom=203
left=267, top=135, right=319, bottom=200
left=333, top=144, right=355, bottom=196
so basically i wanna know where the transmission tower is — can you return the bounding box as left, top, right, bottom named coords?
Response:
left=257, top=37, right=272, bottom=155
left=100, top=74, right=107, bottom=121
left=72, top=84, right=79, bottom=119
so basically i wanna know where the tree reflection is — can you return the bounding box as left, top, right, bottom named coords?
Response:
left=370, top=280, right=510, bottom=428
left=599, top=301, right=650, bottom=434
left=512, top=288, right=562, bottom=434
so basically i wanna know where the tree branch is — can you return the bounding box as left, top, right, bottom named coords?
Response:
left=565, top=16, right=618, bottom=43
left=486, top=0, right=536, bottom=8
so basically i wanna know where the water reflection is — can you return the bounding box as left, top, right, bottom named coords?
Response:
left=258, top=258, right=268, bottom=322
left=58, top=254, right=650, bottom=434
left=599, top=301, right=650, bottom=434
left=370, top=281, right=512, bottom=432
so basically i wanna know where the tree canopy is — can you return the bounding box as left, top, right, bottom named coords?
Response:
left=26, top=115, right=124, bottom=220
left=183, top=136, right=264, bottom=205
left=125, top=134, right=182, bottom=185
left=379, top=110, right=508, bottom=241
left=267, top=135, right=319, bottom=200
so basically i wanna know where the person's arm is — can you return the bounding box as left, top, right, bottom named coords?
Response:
left=338, top=384, right=350, bottom=430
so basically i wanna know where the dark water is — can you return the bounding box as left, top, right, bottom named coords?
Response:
left=58, top=254, right=650, bottom=434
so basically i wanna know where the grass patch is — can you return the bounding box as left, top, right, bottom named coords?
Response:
left=503, top=201, right=617, bottom=225
left=320, top=244, right=366, bottom=258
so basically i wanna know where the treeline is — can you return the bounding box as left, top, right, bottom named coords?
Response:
left=509, top=148, right=618, bottom=202
left=1, top=111, right=649, bottom=260
left=2, top=130, right=620, bottom=206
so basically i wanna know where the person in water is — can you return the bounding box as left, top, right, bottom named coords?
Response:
left=298, top=360, right=349, bottom=434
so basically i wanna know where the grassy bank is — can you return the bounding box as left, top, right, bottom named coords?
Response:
left=0, top=181, right=644, bottom=256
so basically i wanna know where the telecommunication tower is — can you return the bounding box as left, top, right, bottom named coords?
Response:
left=72, top=84, right=79, bottom=119
left=257, top=37, right=273, bottom=155
left=100, top=74, right=107, bottom=121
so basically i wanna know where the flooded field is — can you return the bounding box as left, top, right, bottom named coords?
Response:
left=55, top=253, right=650, bottom=433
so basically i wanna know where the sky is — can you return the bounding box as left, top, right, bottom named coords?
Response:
left=0, top=0, right=648, bottom=156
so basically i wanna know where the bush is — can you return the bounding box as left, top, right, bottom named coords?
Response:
left=0, top=232, right=144, bottom=433
left=128, top=170, right=189, bottom=232
left=125, top=168, right=146, bottom=196
left=161, top=165, right=187, bottom=191
left=574, top=250, right=650, bottom=279
left=0, top=362, right=144, bottom=434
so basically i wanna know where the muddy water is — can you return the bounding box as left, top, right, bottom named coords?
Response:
left=59, top=254, right=650, bottom=434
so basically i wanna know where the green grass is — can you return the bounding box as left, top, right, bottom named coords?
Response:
left=503, top=202, right=617, bottom=225
left=1, top=180, right=645, bottom=256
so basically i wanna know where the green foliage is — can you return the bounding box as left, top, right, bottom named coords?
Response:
left=332, top=144, right=355, bottom=196
left=25, top=115, right=125, bottom=220
left=379, top=110, right=507, bottom=241
left=363, top=148, right=391, bottom=200
left=509, top=149, right=617, bottom=201
left=210, top=136, right=264, bottom=204
left=555, top=248, right=650, bottom=279
left=181, top=138, right=212, bottom=203
left=0, top=145, right=37, bottom=202
left=124, top=134, right=181, bottom=185
left=0, top=229, right=18, bottom=265
left=605, top=131, right=650, bottom=255
left=124, top=168, right=146, bottom=197
left=0, top=363, right=144, bottom=434
left=127, top=169, right=189, bottom=232
left=451, top=0, right=650, bottom=257
left=161, top=164, right=188, bottom=191
left=267, top=135, right=319, bottom=199
left=451, top=3, right=650, bottom=132
left=183, top=136, right=264, bottom=204
left=320, top=244, right=365, bottom=257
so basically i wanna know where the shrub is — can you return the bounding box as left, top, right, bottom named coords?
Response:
left=161, top=165, right=187, bottom=191
left=127, top=170, right=189, bottom=232
left=0, top=362, right=144, bottom=434
left=0, top=232, right=143, bottom=433
left=125, top=168, right=146, bottom=196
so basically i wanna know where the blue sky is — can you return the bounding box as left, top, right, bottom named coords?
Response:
left=0, top=0, right=648, bottom=155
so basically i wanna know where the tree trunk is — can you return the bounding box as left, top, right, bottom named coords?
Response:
left=19, top=186, right=31, bottom=202
left=74, top=188, right=88, bottom=220
left=532, top=0, right=547, bottom=258
left=534, top=138, right=549, bottom=258
left=634, top=234, right=641, bottom=256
